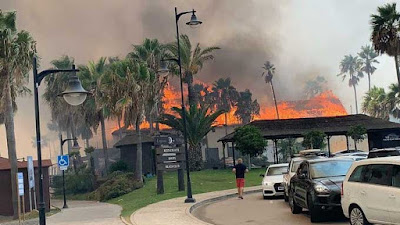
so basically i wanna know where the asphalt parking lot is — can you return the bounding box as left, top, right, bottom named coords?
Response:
left=192, top=193, right=348, bottom=225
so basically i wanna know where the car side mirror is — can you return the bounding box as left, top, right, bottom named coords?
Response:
left=260, top=174, right=264, bottom=177
left=283, top=171, right=288, bottom=175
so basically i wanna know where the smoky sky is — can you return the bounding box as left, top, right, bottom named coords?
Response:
left=0, top=0, right=398, bottom=158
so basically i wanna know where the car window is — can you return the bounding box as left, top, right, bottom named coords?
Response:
left=267, top=166, right=288, bottom=176
left=393, top=166, right=400, bottom=188
left=310, top=160, right=353, bottom=179
left=363, top=164, right=392, bottom=186
left=291, top=161, right=302, bottom=172
left=348, top=165, right=366, bottom=182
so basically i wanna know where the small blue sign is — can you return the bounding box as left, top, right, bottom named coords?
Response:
left=57, top=155, right=69, bottom=171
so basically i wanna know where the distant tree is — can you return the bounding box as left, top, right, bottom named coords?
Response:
left=338, top=55, right=364, bottom=114
left=234, top=89, right=260, bottom=124
left=166, top=34, right=220, bottom=107
left=261, top=61, right=279, bottom=119
left=358, top=45, right=379, bottom=91
left=304, top=76, right=327, bottom=99
left=347, top=125, right=367, bottom=150
left=302, top=131, right=326, bottom=149
left=159, top=106, right=224, bottom=171
left=212, top=78, right=239, bottom=133
left=362, top=86, right=389, bottom=120
left=234, top=125, right=267, bottom=157
left=371, top=3, right=400, bottom=90
left=278, top=138, right=303, bottom=162
left=386, top=83, right=400, bottom=118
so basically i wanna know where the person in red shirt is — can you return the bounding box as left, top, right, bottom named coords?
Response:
left=232, top=158, right=249, bottom=199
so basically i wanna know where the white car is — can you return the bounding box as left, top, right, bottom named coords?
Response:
left=341, top=156, right=400, bottom=225
left=262, top=163, right=288, bottom=199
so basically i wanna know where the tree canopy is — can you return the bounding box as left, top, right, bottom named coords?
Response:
left=233, top=125, right=267, bottom=157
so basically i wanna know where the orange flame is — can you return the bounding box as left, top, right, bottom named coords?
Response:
left=110, top=82, right=347, bottom=134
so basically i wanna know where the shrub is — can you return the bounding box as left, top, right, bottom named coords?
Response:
left=52, top=168, right=95, bottom=195
left=90, top=172, right=142, bottom=201
left=108, top=160, right=130, bottom=173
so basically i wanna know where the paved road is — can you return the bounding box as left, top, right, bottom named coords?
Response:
left=193, top=193, right=348, bottom=225
left=1, top=200, right=124, bottom=225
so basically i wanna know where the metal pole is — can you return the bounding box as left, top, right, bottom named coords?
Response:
left=232, top=142, right=236, bottom=167
left=60, top=135, right=68, bottom=209
left=222, top=142, right=226, bottom=169
left=33, top=57, right=46, bottom=225
left=176, top=7, right=195, bottom=203
left=327, top=136, right=331, bottom=157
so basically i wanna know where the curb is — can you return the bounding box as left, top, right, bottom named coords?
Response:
left=120, top=215, right=131, bottom=225
left=189, top=188, right=262, bottom=214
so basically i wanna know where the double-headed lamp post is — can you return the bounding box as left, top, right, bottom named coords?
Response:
left=59, top=135, right=80, bottom=209
left=33, top=56, right=89, bottom=225
left=158, top=7, right=202, bottom=204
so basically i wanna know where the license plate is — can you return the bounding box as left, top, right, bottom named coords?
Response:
left=278, top=186, right=284, bottom=191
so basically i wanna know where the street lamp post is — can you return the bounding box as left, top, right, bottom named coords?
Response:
left=59, top=135, right=80, bottom=209
left=33, top=56, right=89, bottom=225
left=159, top=7, right=202, bottom=204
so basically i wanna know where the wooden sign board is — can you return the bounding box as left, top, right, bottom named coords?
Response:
left=157, top=154, right=185, bottom=163
left=156, top=147, right=183, bottom=155
left=154, top=136, right=184, bottom=146
left=157, top=162, right=185, bottom=171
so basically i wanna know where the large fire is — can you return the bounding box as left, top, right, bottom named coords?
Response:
left=111, top=82, right=347, bottom=133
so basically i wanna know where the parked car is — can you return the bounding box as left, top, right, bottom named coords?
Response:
left=341, top=156, right=400, bottom=225
left=283, top=150, right=326, bottom=202
left=334, top=152, right=368, bottom=161
left=368, top=148, right=400, bottom=158
left=261, top=163, right=289, bottom=199
left=289, top=158, right=354, bottom=223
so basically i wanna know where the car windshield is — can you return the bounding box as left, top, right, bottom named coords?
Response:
left=291, top=161, right=302, bottom=172
left=310, top=160, right=353, bottom=179
left=267, top=166, right=288, bottom=176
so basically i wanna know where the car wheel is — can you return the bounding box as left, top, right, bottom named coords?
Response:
left=289, top=191, right=302, bottom=214
left=284, top=192, right=289, bottom=202
left=349, top=206, right=370, bottom=225
left=263, top=195, right=268, bottom=200
left=307, top=194, right=322, bottom=223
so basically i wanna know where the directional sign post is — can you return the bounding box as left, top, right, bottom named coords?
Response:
left=155, top=139, right=185, bottom=194
left=57, top=155, right=69, bottom=171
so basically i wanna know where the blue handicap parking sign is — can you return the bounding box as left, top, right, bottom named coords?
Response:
left=57, top=155, right=69, bottom=171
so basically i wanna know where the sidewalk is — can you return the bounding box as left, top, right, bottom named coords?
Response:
left=1, top=200, right=124, bottom=225
left=131, top=186, right=262, bottom=225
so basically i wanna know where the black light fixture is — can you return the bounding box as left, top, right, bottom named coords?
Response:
left=157, top=60, right=170, bottom=75
left=186, top=9, right=202, bottom=28
left=59, top=65, right=90, bottom=106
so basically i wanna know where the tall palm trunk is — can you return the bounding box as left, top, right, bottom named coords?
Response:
left=186, top=72, right=196, bottom=107
left=367, top=72, right=371, bottom=92
left=4, top=81, right=18, bottom=219
left=270, top=80, right=280, bottom=119
left=224, top=112, right=228, bottom=135
left=135, top=120, right=143, bottom=185
left=188, top=143, right=203, bottom=171
left=395, top=55, right=400, bottom=92
left=117, top=114, right=123, bottom=140
left=99, top=111, right=109, bottom=174
left=353, top=84, right=359, bottom=114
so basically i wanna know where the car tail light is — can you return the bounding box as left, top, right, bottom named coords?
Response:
left=341, top=183, right=344, bottom=196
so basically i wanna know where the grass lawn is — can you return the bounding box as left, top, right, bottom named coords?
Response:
left=108, top=168, right=265, bottom=220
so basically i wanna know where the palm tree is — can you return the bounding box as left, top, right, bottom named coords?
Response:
left=166, top=34, right=220, bottom=107
left=114, top=59, right=154, bottom=185
left=44, top=56, right=81, bottom=153
left=212, top=78, right=239, bottom=133
left=304, top=76, right=327, bottom=99
left=159, top=106, right=224, bottom=171
left=261, top=61, right=279, bottom=119
left=338, top=55, right=364, bottom=114
left=362, top=86, right=389, bottom=120
left=234, top=89, right=260, bottom=124
left=387, top=83, right=400, bottom=118
left=371, top=3, right=400, bottom=90
left=0, top=11, right=36, bottom=218
left=78, top=57, right=110, bottom=174
left=128, top=38, right=167, bottom=132
left=358, top=45, right=379, bottom=91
